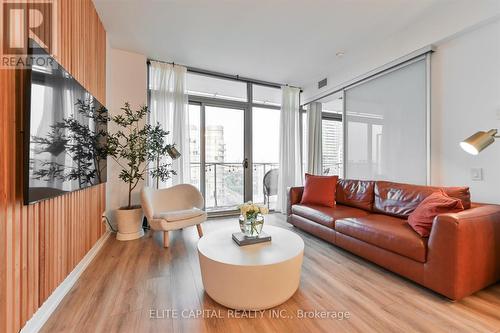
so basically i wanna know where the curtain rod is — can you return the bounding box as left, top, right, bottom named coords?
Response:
left=147, top=58, right=303, bottom=92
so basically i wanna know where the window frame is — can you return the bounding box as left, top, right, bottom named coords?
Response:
left=186, top=77, right=281, bottom=216
left=148, top=65, right=283, bottom=215
left=303, top=52, right=431, bottom=184
left=321, top=115, right=343, bottom=177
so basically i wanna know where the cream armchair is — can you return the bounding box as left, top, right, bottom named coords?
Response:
left=141, top=184, right=206, bottom=248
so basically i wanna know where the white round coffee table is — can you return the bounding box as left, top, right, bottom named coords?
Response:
left=197, top=225, right=304, bottom=310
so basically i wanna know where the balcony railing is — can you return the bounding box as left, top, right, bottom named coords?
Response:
left=323, top=162, right=343, bottom=176
left=189, top=162, right=279, bottom=211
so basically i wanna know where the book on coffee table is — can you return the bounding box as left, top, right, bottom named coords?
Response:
left=232, top=232, right=271, bottom=246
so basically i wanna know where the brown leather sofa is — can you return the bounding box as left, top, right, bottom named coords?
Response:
left=287, top=179, right=500, bottom=300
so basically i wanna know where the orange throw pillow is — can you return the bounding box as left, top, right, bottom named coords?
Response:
left=408, top=191, right=464, bottom=237
left=300, top=174, right=338, bottom=208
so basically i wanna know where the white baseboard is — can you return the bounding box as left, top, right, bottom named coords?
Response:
left=20, top=231, right=112, bottom=333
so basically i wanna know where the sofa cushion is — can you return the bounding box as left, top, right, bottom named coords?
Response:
left=335, top=214, right=427, bottom=263
left=408, top=191, right=464, bottom=237
left=374, top=181, right=470, bottom=218
left=336, top=179, right=375, bottom=212
left=301, top=174, right=338, bottom=207
left=291, top=204, right=369, bottom=228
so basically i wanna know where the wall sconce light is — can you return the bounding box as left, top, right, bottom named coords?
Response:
left=460, top=129, right=499, bottom=155
left=167, top=146, right=181, bottom=160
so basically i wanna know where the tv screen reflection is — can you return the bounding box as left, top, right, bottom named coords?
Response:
left=26, top=48, right=108, bottom=204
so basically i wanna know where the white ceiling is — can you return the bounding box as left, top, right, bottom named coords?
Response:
left=94, top=0, right=496, bottom=88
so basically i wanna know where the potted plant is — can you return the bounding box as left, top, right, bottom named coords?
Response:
left=107, top=102, right=176, bottom=240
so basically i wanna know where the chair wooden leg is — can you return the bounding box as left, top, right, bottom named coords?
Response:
left=196, top=224, right=203, bottom=238
left=163, top=231, right=169, bottom=248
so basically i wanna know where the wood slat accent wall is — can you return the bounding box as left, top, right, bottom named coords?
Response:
left=0, top=1, right=107, bottom=332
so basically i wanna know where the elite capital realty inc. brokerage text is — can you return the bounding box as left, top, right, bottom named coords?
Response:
left=149, top=308, right=351, bottom=321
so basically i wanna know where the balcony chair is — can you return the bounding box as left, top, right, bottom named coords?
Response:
left=263, top=168, right=279, bottom=209
left=141, top=184, right=206, bottom=248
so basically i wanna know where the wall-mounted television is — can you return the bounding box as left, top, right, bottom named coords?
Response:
left=24, top=40, right=108, bottom=204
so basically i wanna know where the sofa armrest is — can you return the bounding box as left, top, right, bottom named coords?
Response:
left=287, top=186, right=304, bottom=216
left=424, top=205, right=500, bottom=300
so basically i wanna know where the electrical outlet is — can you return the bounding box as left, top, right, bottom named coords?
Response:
left=471, top=168, right=483, bottom=181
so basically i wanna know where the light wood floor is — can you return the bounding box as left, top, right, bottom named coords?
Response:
left=41, top=214, right=500, bottom=333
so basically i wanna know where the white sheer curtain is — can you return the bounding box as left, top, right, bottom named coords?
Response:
left=307, top=102, right=322, bottom=175
left=277, top=86, right=302, bottom=212
left=149, top=61, right=190, bottom=187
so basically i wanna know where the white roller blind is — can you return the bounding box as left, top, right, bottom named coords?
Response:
left=345, top=58, right=427, bottom=184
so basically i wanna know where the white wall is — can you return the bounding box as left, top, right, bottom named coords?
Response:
left=302, top=2, right=500, bottom=104
left=431, top=20, right=500, bottom=203
left=303, top=17, right=500, bottom=203
left=106, top=44, right=147, bottom=223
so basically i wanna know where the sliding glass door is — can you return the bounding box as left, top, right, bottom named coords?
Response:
left=205, top=105, right=245, bottom=211
left=182, top=73, right=283, bottom=214
left=187, top=102, right=246, bottom=213
left=189, top=100, right=277, bottom=214
left=252, top=107, right=280, bottom=209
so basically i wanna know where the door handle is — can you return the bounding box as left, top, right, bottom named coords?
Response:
left=243, top=158, right=249, bottom=169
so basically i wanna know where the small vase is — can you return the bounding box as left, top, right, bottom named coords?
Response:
left=239, top=214, right=264, bottom=238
